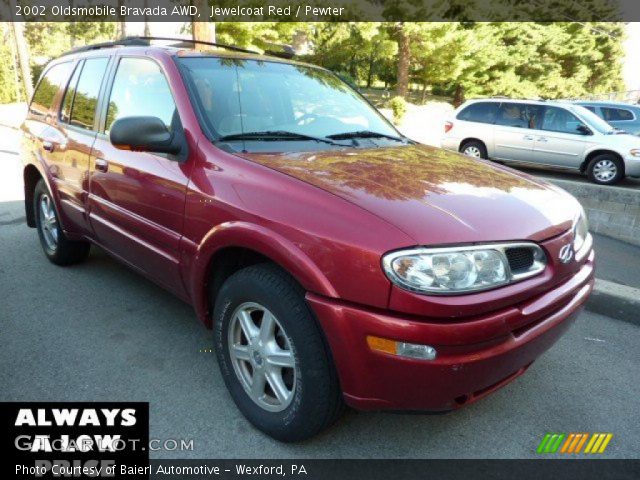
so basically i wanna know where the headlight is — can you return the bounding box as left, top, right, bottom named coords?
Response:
left=382, top=243, right=546, bottom=295
left=573, top=210, right=591, bottom=260
left=630, top=149, right=640, bottom=157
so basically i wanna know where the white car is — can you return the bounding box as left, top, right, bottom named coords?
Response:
left=441, top=98, right=640, bottom=185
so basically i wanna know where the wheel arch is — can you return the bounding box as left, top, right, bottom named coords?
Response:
left=188, top=222, right=338, bottom=328
left=580, top=149, right=624, bottom=174
left=23, top=164, right=44, bottom=228
left=459, top=137, right=487, bottom=153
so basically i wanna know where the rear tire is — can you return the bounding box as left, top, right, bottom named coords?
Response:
left=586, top=154, right=623, bottom=185
left=213, top=263, right=344, bottom=442
left=34, top=179, right=90, bottom=265
left=460, top=140, right=488, bottom=159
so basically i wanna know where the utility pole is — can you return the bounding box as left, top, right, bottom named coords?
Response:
left=192, top=0, right=215, bottom=50
left=9, top=5, right=34, bottom=101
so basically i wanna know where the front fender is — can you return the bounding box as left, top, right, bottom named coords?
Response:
left=185, top=221, right=338, bottom=327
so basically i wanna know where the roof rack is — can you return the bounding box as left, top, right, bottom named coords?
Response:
left=60, top=36, right=261, bottom=57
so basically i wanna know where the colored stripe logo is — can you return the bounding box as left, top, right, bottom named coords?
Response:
left=537, top=433, right=613, bottom=454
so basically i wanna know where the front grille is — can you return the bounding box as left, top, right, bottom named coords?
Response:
left=505, top=247, right=535, bottom=273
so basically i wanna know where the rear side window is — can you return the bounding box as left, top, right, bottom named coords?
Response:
left=60, top=62, right=82, bottom=124
left=457, top=102, right=499, bottom=124
left=105, top=57, right=177, bottom=133
left=495, top=103, right=543, bottom=129
left=581, top=105, right=597, bottom=113
left=68, top=57, right=109, bottom=131
left=30, top=62, right=73, bottom=118
left=602, top=107, right=634, bottom=121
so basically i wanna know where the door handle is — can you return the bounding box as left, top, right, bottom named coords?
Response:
left=537, top=137, right=548, bottom=142
left=42, top=141, right=55, bottom=153
left=95, top=158, right=109, bottom=173
left=523, top=135, right=534, bottom=140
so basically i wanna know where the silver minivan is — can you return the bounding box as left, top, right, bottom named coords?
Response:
left=441, top=98, right=640, bottom=185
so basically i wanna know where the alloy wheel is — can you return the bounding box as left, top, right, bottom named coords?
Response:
left=463, top=146, right=481, bottom=158
left=592, top=159, right=617, bottom=182
left=39, top=193, right=59, bottom=250
left=228, top=302, right=296, bottom=412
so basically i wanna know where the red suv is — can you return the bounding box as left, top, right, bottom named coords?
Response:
left=21, top=38, right=595, bottom=442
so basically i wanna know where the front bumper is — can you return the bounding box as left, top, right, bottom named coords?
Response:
left=623, top=156, right=640, bottom=177
left=307, top=250, right=594, bottom=411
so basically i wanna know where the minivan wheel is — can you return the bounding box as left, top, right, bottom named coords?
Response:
left=587, top=154, right=623, bottom=185
left=460, top=140, right=487, bottom=159
left=213, top=263, right=344, bottom=442
left=34, top=179, right=90, bottom=265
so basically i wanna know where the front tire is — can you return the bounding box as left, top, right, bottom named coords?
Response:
left=587, top=154, right=623, bottom=185
left=460, top=140, right=488, bottom=159
left=213, top=264, right=343, bottom=442
left=34, top=179, right=90, bottom=265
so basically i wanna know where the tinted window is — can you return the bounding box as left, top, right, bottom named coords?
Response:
left=495, top=103, right=543, bottom=129
left=69, top=58, right=109, bottom=130
left=106, top=58, right=176, bottom=133
left=582, top=105, right=596, bottom=113
left=457, top=102, right=499, bottom=124
left=60, top=62, right=82, bottom=123
left=602, top=107, right=634, bottom=121
left=540, top=106, right=584, bottom=134
left=179, top=57, right=398, bottom=140
left=30, top=62, right=73, bottom=118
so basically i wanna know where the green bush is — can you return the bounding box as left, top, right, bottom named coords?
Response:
left=388, top=96, right=407, bottom=124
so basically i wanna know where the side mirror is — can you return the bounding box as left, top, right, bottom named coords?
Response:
left=110, top=116, right=181, bottom=155
left=576, top=124, right=592, bottom=135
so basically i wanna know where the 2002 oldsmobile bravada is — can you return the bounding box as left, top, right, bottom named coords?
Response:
left=21, top=38, right=594, bottom=442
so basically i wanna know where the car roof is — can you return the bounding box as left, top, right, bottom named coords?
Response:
left=48, top=42, right=315, bottom=71
left=461, top=98, right=573, bottom=107
left=574, top=100, right=640, bottom=108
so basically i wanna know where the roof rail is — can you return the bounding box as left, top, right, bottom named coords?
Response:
left=59, top=36, right=261, bottom=57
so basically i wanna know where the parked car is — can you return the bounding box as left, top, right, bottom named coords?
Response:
left=442, top=98, right=640, bottom=185
left=574, top=100, right=640, bottom=136
left=22, top=38, right=594, bottom=442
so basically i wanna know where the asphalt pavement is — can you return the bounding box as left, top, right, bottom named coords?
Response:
left=1, top=197, right=639, bottom=459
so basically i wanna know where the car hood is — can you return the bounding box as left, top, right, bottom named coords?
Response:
left=237, top=144, right=579, bottom=245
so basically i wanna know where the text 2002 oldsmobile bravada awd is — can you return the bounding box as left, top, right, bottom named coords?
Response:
left=21, top=38, right=594, bottom=442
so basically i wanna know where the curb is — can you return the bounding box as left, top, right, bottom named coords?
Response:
left=586, top=279, right=640, bottom=326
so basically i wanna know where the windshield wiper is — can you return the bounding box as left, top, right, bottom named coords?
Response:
left=326, top=130, right=407, bottom=142
left=217, top=130, right=342, bottom=146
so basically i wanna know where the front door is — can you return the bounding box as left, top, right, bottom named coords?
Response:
left=532, top=106, right=591, bottom=169
left=88, top=56, right=191, bottom=296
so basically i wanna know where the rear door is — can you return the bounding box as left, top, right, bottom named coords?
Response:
left=88, top=55, right=191, bottom=296
left=22, top=61, right=74, bottom=225
left=532, top=106, right=591, bottom=169
left=53, top=57, right=110, bottom=234
left=493, top=103, right=543, bottom=162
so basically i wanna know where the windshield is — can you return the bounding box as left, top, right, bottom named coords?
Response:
left=178, top=57, right=400, bottom=150
left=570, top=104, right=615, bottom=134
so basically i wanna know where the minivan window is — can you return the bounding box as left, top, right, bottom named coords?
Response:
left=105, top=58, right=177, bottom=133
left=539, top=106, right=583, bottom=135
left=178, top=57, right=398, bottom=149
left=602, top=107, right=634, bottom=121
left=30, top=62, right=73, bottom=118
left=69, top=58, right=109, bottom=131
left=494, top=103, right=542, bottom=129
left=457, top=102, right=499, bottom=124
left=60, top=62, right=82, bottom=124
